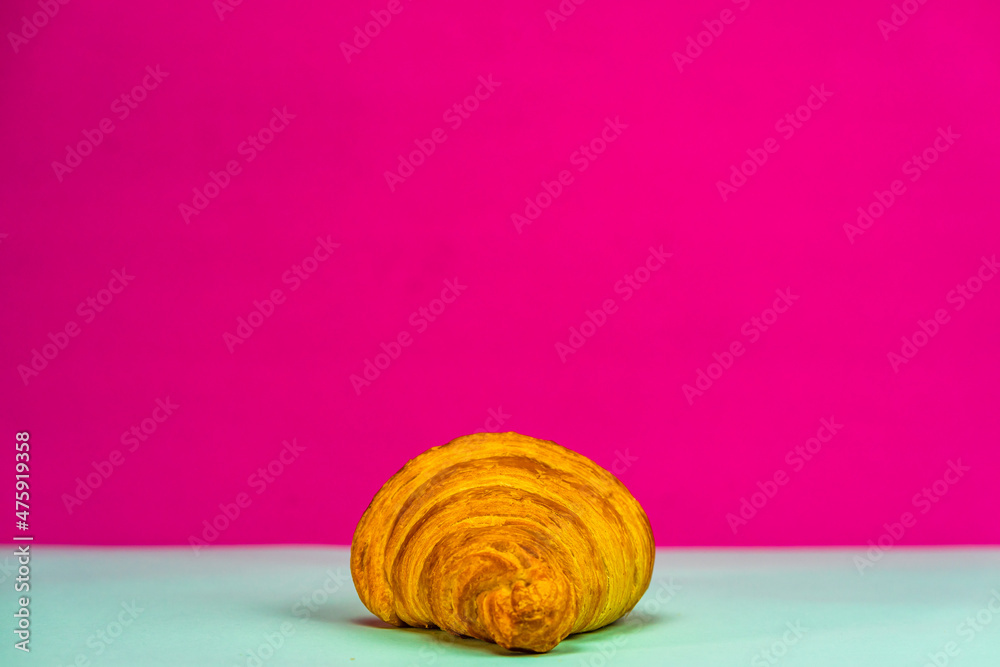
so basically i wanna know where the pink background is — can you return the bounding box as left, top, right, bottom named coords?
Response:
left=2, top=0, right=998, bottom=547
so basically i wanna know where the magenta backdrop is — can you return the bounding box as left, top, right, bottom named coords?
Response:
left=2, top=1, right=998, bottom=548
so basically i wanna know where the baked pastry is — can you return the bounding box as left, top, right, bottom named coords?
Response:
left=350, top=431, right=655, bottom=652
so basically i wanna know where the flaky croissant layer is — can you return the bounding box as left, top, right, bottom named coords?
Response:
left=350, top=432, right=655, bottom=652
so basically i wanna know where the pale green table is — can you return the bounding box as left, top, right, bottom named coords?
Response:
left=3, top=547, right=998, bottom=666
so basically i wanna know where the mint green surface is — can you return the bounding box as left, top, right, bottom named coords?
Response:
left=3, top=547, right=998, bottom=666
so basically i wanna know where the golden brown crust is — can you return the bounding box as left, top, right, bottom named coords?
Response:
left=350, top=432, right=655, bottom=652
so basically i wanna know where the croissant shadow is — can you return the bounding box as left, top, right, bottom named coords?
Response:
left=350, top=616, right=397, bottom=629
left=563, top=610, right=675, bottom=645
left=347, top=617, right=570, bottom=656
left=346, top=611, right=673, bottom=656
left=248, top=602, right=523, bottom=656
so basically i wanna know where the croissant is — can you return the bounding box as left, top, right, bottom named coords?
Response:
left=350, top=431, right=655, bottom=653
